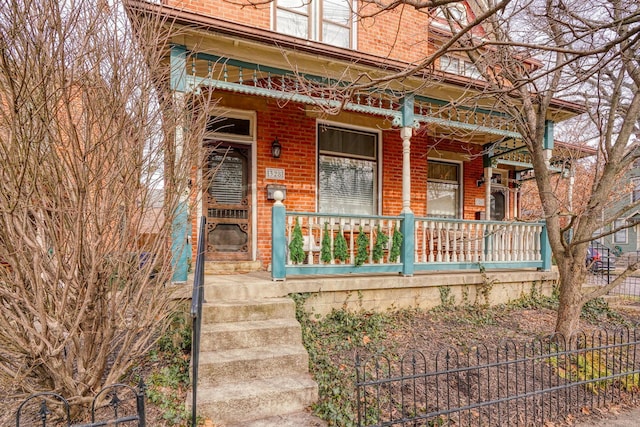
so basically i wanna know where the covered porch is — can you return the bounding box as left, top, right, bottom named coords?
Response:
left=163, top=27, right=575, bottom=283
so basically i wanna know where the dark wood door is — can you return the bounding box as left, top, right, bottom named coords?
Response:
left=205, top=145, right=251, bottom=261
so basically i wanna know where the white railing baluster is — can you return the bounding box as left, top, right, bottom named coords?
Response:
left=349, top=218, right=355, bottom=264
left=421, top=220, right=427, bottom=262
left=369, top=218, right=375, bottom=264
left=444, top=222, right=450, bottom=263
left=451, top=222, right=458, bottom=263
left=428, top=221, right=435, bottom=262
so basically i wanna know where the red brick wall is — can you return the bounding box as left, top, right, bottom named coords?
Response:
left=167, top=0, right=435, bottom=64
left=168, top=0, right=271, bottom=29
left=357, top=4, right=433, bottom=64
left=192, top=97, right=490, bottom=268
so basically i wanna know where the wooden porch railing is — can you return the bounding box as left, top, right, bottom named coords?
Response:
left=271, top=195, right=551, bottom=280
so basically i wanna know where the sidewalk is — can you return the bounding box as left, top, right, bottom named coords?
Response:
left=576, top=406, right=640, bottom=426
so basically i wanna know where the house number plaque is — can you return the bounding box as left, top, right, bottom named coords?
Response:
left=266, top=168, right=285, bottom=180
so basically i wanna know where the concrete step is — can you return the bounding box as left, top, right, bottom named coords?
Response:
left=225, top=411, right=327, bottom=427
left=202, top=298, right=295, bottom=323
left=198, top=344, right=309, bottom=387
left=197, top=375, right=319, bottom=425
left=204, top=261, right=262, bottom=275
left=200, top=318, right=302, bottom=352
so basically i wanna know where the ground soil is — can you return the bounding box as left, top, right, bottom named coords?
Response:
left=4, top=299, right=640, bottom=426
left=316, top=298, right=640, bottom=426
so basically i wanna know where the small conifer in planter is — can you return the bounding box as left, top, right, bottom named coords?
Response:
left=320, top=223, right=332, bottom=264
left=389, top=227, right=403, bottom=263
left=372, top=224, right=389, bottom=263
left=355, top=226, right=369, bottom=266
left=333, top=226, right=348, bottom=263
left=289, top=218, right=305, bottom=264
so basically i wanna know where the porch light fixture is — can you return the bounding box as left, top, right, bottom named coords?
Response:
left=477, top=177, right=485, bottom=187
left=271, top=137, right=282, bottom=159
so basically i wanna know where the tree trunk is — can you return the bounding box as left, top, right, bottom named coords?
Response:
left=554, top=263, right=586, bottom=339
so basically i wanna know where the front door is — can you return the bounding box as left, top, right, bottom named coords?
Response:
left=205, top=144, right=251, bottom=261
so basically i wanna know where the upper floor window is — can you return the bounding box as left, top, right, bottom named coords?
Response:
left=439, top=55, right=482, bottom=80
left=274, top=0, right=353, bottom=48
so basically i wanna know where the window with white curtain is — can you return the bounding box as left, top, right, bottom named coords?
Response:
left=427, top=160, right=461, bottom=219
left=275, top=0, right=353, bottom=48
left=318, top=124, right=377, bottom=215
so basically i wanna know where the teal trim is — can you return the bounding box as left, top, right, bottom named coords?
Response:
left=540, top=222, right=552, bottom=271
left=286, top=264, right=403, bottom=276
left=271, top=202, right=287, bottom=280
left=170, top=44, right=187, bottom=92
left=414, top=114, right=520, bottom=138
left=183, top=78, right=519, bottom=138
left=414, top=95, right=511, bottom=118
left=401, top=95, right=415, bottom=127
left=401, top=212, right=415, bottom=276
left=171, top=201, right=190, bottom=282
left=186, top=75, right=403, bottom=122
left=414, top=261, right=543, bottom=271
left=544, top=120, right=555, bottom=150
left=495, top=159, right=535, bottom=169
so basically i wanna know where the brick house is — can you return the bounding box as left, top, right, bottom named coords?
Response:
left=125, top=1, right=590, bottom=423
left=128, top=1, right=583, bottom=283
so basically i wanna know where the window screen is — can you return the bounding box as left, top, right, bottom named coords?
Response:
left=427, top=161, right=460, bottom=218
left=318, top=125, right=377, bottom=215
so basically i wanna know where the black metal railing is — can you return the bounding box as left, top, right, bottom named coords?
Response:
left=356, top=328, right=640, bottom=427
left=586, top=242, right=640, bottom=299
left=190, top=216, right=206, bottom=427
left=16, top=380, right=146, bottom=426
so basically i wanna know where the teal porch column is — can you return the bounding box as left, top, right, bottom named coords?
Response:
left=540, top=222, right=552, bottom=271
left=169, top=45, right=190, bottom=283
left=401, top=212, right=415, bottom=276
left=271, top=191, right=286, bottom=281
left=171, top=201, right=191, bottom=282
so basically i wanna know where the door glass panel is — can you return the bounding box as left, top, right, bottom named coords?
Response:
left=209, top=154, right=245, bottom=204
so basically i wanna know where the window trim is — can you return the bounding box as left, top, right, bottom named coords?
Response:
left=316, top=120, right=381, bottom=215
left=204, top=109, right=256, bottom=144
left=273, top=0, right=357, bottom=49
left=439, top=54, right=482, bottom=80
left=614, top=219, right=628, bottom=244
left=632, top=177, right=640, bottom=203
left=427, top=158, right=463, bottom=219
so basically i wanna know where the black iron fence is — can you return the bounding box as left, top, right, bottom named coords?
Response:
left=190, top=216, right=206, bottom=427
left=355, top=328, right=640, bottom=427
left=15, top=380, right=146, bottom=426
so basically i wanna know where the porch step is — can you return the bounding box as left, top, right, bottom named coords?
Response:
left=196, top=298, right=318, bottom=425
left=203, top=274, right=283, bottom=301
left=197, top=376, right=319, bottom=425
left=199, top=318, right=302, bottom=351
left=198, top=345, right=310, bottom=386
left=202, top=298, right=294, bottom=323
left=204, top=261, right=262, bottom=275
